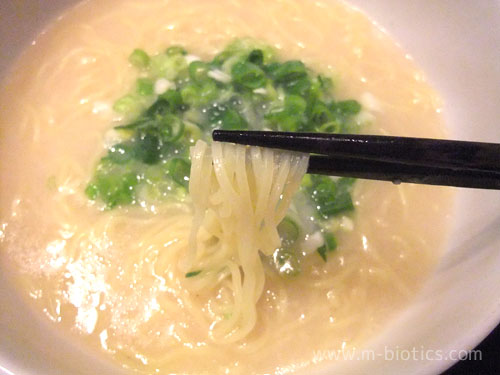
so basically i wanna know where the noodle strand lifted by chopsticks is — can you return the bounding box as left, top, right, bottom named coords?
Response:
left=183, top=140, right=308, bottom=342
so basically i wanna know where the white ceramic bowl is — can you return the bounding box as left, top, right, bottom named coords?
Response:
left=1, top=1, right=499, bottom=374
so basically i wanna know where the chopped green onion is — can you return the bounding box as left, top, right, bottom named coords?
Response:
left=179, top=84, right=197, bottom=105
left=85, top=183, right=98, bottom=200
left=107, top=142, right=135, bottom=164
left=317, top=232, right=337, bottom=262
left=113, top=94, right=142, bottom=115
left=266, top=112, right=300, bottom=132
left=318, top=75, right=333, bottom=92
left=87, top=160, right=140, bottom=208
left=270, top=60, right=307, bottom=83
left=158, top=114, right=185, bottom=142
left=211, top=50, right=233, bottom=67
left=183, top=121, right=203, bottom=145
left=310, top=100, right=333, bottom=125
left=89, top=39, right=361, bottom=246
left=220, top=108, right=248, bottom=130
left=231, top=61, right=267, bottom=89
left=272, top=247, right=301, bottom=277
left=280, top=117, right=301, bottom=132
left=181, top=81, right=217, bottom=106
left=199, top=81, right=218, bottom=103
left=166, top=158, right=190, bottom=188
left=150, top=54, right=188, bottom=80
left=335, top=100, right=361, bottom=115
left=114, top=118, right=156, bottom=131
left=168, top=118, right=185, bottom=142
left=285, top=95, right=307, bottom=116
left=134, top=133, right=160, bottom=165
left=330, top=177, right=355, bottom=213
left=318, top=121, right=341, bottom=133
left=147, top=98, right=175, bottom=117
left=283, top=76, right=311, bottom=96
left=136, top=78, right=154, bottom=96
left=278, top=216, right=300, bottom=247
left=248, top=49, right=264, bottom=66
left=128, top=49, right=150, bottom=69
left=306, top=175, right=355, bottom=219
left=301, top=174, right=313, bottom=189
left=160, top=89, right=183, bottom=112
left=166, top=46, right=187, bottom=56
left=189, top=61, right=210, bottom=84
left=185, top=270, right=202, bottom=278
left=311, top=179, right=337, bottom=219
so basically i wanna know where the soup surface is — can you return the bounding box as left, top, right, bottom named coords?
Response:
left=0, top=0, right=453, bottom=374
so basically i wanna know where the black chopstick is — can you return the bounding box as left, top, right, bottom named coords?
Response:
left=212, top=130, right=500, bottom=190
left=308, top=155, right=500, bottom=189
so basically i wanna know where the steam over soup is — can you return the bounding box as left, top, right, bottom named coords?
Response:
left=0, top=0, right=453, bottom=374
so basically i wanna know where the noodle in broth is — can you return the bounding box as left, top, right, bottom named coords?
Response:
left=0, top=0, right=453, bottom=373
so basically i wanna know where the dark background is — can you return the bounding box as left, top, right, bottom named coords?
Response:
left=442, top=323, right=500, bottom=375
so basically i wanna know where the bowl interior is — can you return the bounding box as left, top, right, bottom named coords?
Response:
left=1, top=1, right=499, bottom=374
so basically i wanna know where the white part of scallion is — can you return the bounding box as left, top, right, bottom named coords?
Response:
left=154, top=78, right=174, bottom=95
left=185, top=54, right=201, bottom=64
left=208, top=69, right=232, bottom=83
left=253, top=88, right=267, bottom=95
left=301, top=231, right=324, bottom=255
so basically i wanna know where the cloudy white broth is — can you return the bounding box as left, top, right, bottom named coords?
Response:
left=0, top=0, right=454, bottom=374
